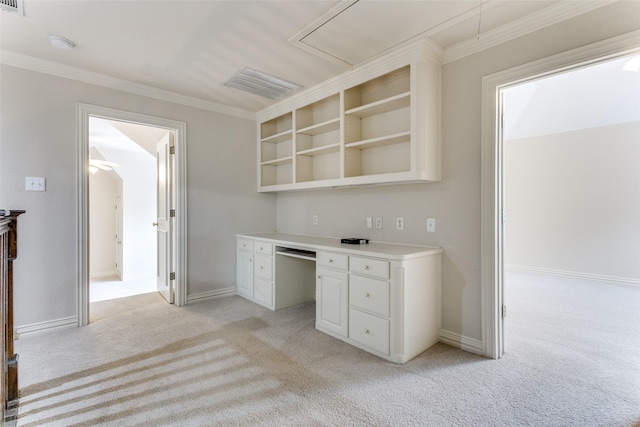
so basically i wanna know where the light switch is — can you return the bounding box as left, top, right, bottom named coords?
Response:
left=427, top=218, right=436, bottom=232
left=366, top=217, right=373, bottom=229
left=26, top=177, right=46, bottom=192
left=375, top=217, right=383, bottom=229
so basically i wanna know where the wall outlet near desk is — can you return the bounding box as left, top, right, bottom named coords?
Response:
left=396, top=217, right=404, bottom=230
left=312, top=214, right=318, bottom=226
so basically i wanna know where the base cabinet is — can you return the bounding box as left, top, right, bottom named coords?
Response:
left=316, top=267, right=349, bottom=338
left=237, top=234, right=442, bottom=364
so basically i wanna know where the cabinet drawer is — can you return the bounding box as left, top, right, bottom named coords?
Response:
left=237, top=238, right=254, bottom=252
left=349, top=275, right=390, bottom=317
left=350, top=256, right=389, bottom=279
left=254, top=242, right=273, bottom=255
left=349, top=309, right=390, bottom=355
left=254, top=254, right=272, bottom=280
left=316, top=252, right=348, bottom=270
left=254, top=277, right=273, bottom=307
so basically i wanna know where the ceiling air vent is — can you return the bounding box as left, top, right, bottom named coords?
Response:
left=0, top=0, right=24, bottom=15
left=224, top=68, right=301, bottom=100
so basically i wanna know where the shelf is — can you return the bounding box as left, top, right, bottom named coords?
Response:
left=345, top=131, right=411, bottom=150
left=345, top=92, right=410, bottom=119
left=297, top=118, right=340, bottom=136
left=297, top=143, right=340, bottom=157
left=261, top=129, right=293, bottom=144
left=261, top=156, right=293, bottom=166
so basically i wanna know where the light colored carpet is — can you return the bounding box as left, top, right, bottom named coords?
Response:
left=13, top=272, right=640, bottom=426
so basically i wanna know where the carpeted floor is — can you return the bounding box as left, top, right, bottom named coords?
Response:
left=13, top=271, right=640, bottom=426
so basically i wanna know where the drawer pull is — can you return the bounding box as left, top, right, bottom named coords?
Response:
left=365, top=292, right=371, bottom=297
left=365, top=329, right=370, bottom=334
left=249, top=258, right=252, bottom=262
left=317, top=275, right=321, bottom=279
left=364, top=265, right=370, bottom=270
left=260, top=246, right=263, bottom=250
left=329, top=259, right=333, bottom=263
left=260, top=266, right=263, bottom=269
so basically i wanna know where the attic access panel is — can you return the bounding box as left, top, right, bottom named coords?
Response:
left=290, top=0, right=479, bottom=66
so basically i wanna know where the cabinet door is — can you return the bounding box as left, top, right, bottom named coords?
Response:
left=316, top=267, right=349, bottom=337
left=237, top=251, right=254, bottom=298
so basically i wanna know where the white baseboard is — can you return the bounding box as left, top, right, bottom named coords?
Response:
left=16, top=316, right=77, bottom=338
left=89, top=270, right=118, bottom=279
left=187, top=287, right=237, bottom=304
left=439, top=329, right=483, bottom=356
left=506, top=264, right=640, bottom=287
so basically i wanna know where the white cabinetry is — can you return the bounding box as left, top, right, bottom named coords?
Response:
left=237, top=233, right=442, bottom=364
left=236, top=238, right=254, bottom=298
left=257, top=39, right=442, bottom=192
left=316, top=252, right=349, bottom=338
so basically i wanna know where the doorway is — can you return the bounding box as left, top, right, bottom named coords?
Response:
left=501, top=55, right=640, bottom=353
left=88, top=116, right=165, bottom=303
left=77, top=104, right=188, bottom=326
left=480, top=32, right=640, bottom=359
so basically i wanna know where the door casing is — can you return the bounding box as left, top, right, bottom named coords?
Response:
left=480, top=31, right=640, bottom=359
left=77, top=103, right=187, bottom=326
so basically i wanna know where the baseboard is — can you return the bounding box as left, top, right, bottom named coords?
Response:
left=439, top=329, right=483, bottom=356
left=16, top=316, right=77, bottom=338
left=89, top=270, right=118, bottom=279
left=187, top=287, right=237, bottom=304
left=506, top=264, right=640, bottom=287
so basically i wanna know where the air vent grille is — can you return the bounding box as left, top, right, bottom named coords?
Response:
left=0, top=0, right=23, bottom=15
left=224, top=68, right=301, bottom=100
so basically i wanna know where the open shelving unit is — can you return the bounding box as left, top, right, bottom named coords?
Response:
left=257, top=39, right=442, bottom=191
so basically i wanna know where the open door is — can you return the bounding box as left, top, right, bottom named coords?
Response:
left=156, top=133, right=174, bottom=303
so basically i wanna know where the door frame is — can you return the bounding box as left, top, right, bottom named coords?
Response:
left=480, top=30, right=640, bottom=359
left=77, top=103, right=188, bottom=326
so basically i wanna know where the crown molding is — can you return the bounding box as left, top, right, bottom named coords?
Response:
left=443, top=0, right=618, bottom=64
left=0, top=50, right=256, bottom=121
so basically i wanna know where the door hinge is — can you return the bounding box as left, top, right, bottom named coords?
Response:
left=169, top=146, right=175, bottom=155
left=502, top=305, right=507, bottom=318
left=170, top=209, right=175, bottom=217
left=170, top=272, right=175, bottom=280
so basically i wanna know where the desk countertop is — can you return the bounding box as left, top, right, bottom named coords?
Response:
left=237, top=232, right=442, bottom=261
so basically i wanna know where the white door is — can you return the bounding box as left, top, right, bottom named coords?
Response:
left=316, top=267, right=349, bottom=337
left=156, top=133, right=173, bottom=303
left=115, top=195, right=123, bottom=280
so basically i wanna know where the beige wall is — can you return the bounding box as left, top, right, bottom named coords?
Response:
left=276, top=1, right=640, bottom=342
left=504, top=122, right=640, bottom=282
left=0, top=66, right=276, bottom=328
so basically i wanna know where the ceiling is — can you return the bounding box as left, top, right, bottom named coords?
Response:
left=0, top=0, right=615, bottom=114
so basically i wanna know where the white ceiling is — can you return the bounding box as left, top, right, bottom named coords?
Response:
left=0, top=0, right=615, bottom=114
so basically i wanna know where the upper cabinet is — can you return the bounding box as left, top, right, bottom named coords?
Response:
left=257, top=39, right=442, bottom=192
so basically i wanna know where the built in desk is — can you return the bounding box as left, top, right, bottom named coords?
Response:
left=236, top=232, right=442, bottom=363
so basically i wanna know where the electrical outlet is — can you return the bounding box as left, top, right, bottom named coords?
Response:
left=312, top=214, right=318, bottom=226
left=427, top=217, right=436, bottom=232
left=375, top=217, right=383, bottom=229
left=396, top=217, right=404, bottom=230
left=366, top=217, right=373, bottom=229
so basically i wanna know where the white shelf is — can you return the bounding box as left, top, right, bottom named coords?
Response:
left=261, top=156, right=293, bottom=166
left=297, top=118, right=340, bottom=136
left=297, top=143, right=340, bottom=157
left=257, top=40, right=442, bottom=192
left=345, top=92, right=410, bottom=119
left=261, top=129, right=293, bottom=144
left=345, top=131, right=410, bottom=150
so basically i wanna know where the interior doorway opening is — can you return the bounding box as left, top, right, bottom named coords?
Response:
left=480, top=32, right=639, bottom=360
left=77, top=103, right=188, bottom=326
left=501, top=54, right=640, bottom=355
left=88, top=117, right=168, bottom=303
